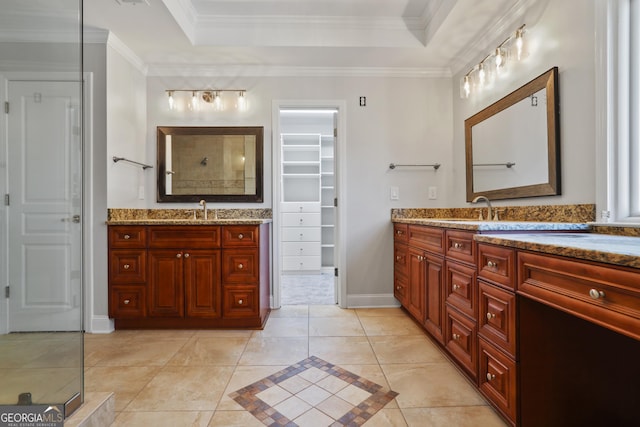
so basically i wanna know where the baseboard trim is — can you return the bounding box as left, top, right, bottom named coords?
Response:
left=88, top=316, right=114, bottom=334
left=346, top=293, right=401, bottom=308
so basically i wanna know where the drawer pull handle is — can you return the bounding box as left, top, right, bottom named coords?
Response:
left=123, top=264, right=130, bottom=270
left=238, top=263, right=244, bottom=269
left=123, top=299, right=130, bottom=305
left=123, top=234, right=130, bottom=240
left=452, top=333, right=460, bottom=340
left=184, top=253, right=190, bottom=258
left=487, top=261, right=497, bottom=268
left=453, top=242, right=463, bottom=249
left=238, top=299, right=243, bottom=305
left=487, top=373, right=496, bottom=381
left=487, top=312, right=496, bottom=320
left=589, top=289, right=605, bottom=300
left=238, top=233, right=244, bottom=239
left=176, top=253, right=182, bottom=258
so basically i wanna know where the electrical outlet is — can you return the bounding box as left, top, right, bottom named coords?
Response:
left=390, top=186, right=399, bottom=200
left=428, top=186, right=437, bottom=200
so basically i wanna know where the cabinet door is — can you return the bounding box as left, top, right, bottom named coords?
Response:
left=445, top=305, right=478, bottom=380
left=407, top=247, right=426, bottom=321
left=424, top=254, right=445, bottom=344
left=184, top=250, right=221, bottom=318
left=479, top=338, right=517, bottom=424
left=109, top=285, right=146, bottom=318
left=478, top=280, right=516, bottom=357
left=109, top=249, right=147, bottom=284
left=148, top=250, right=184, bottom=317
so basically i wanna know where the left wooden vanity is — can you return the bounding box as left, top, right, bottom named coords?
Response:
left=108, top=222, right=270, bottom=329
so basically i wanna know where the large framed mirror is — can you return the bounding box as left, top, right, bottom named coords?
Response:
left=465, top=67, right=560, bottom=201
left=157, top=126, right=264, bottom=202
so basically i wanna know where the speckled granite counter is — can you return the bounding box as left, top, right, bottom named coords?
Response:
left=392, top=218, right=591, bottom=232
left=106, top=208, right=272, bottom=225
left=475, top=233, right=640, bottom=269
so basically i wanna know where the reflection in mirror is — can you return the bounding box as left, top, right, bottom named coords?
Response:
left=157, top=126, right=263, bottom=202
left=465, top=67, right=560, bottom=201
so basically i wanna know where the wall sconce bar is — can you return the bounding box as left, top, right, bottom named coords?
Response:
left=113, top=156, right=153, bottom=170
left=165, top=89, right=248, bottom=111
left=389, top=163, right=441, bottom=170
left=473, top=162, right=516, bottom=168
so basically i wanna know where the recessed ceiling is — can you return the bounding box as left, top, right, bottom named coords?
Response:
left=1, top=0, right=547, bottom=75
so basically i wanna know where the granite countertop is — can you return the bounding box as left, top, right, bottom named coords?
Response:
left=392, top=218, right=591, bottom=232
left=475, top=233, right=640, bottom=269
left=107, top=218, right=272, bottom=225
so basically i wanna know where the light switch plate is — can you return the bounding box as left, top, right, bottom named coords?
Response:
left=428, top=186, right=437, bottom=199
left=390, top=186, right=399, bottom=200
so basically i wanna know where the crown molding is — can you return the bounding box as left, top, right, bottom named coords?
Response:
left=106, top=32, right=148, bottom=76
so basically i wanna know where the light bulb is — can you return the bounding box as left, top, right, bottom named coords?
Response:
left=236, top=91, right=247, bottom=111
left=190, top=91, right=199, bottom=111
left=495, top=48, right=504, bottom=68
left=515, top=29, right=524, bottom=61
left=461, top=75, right=471, bottom=98
left=478, top=63, right=486, bottom=87
left=213, top=91, right=223, bottom=111
left=167, top=91, right=175, bottom=110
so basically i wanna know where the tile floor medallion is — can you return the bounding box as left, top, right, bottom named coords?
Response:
left=229, top=355, right=399, bottom=426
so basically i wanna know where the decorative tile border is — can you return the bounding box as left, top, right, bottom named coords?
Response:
left=228, top=356, right=398, bottom=426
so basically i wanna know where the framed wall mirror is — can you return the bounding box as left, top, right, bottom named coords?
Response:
left=157, top=126, right=264, bottom=202
left=465, top=67, right=560, bottom=201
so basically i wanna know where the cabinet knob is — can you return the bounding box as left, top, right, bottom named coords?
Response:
left=123, top=234, right=130, bottom=240
left=452, top=333, right=460, bottom=340
left=176, top=253, right=182, bottom=258
left=487, top=261, right=497, bottom=268
left=184, top=253, right=190, bottom=258
left=486, top=312, right=496, bottom=320
left=453, top=242, right=463, bottom=249
left=396, top=255, right=402, bottom=261
left=123, top=299, right=130, bottom=305
left=589, top=289, right=605, bottom=300
left=238, top=299, right=243, bottom=305
left=238, top=263, right=244, bottom=269
left=396, top=286, right=401, bottom=290
left=299, top=218, right=304, bottom=223
left=452, top=284, right=460, bottom=291
left=299, top=233, right=304, bottom=239
left=238, top=233, right=244, bottom=239
left=123, top=264, right=130, bottom=270
left=487, top=372, right=496, bottom=381
left=396, top=230, right=404, bottom=235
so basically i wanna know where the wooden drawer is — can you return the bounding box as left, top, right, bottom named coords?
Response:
left=394, top=273, right=408, bottom=304
left=109, top=226, right=146, bottom=248
left=222, top=225, right=259, bottom=248
left=393, top=223, right=408, bottom=243
left=282, top=213, right=321, bottom=227
left=445, top=230, right=475, bottom=265
left=479, top=338, right=517, bottom=425
left=222, top=249, right=259, bottom=283
left=109, top=250, right=147, bottom=284
left=148, top=226, right=221, bottom=248
left=408, top=225, right=444, bottom=254
left=479, top=280, right=516, bottom=357
left=223, top=285, right=259, bottom=318
left=282, top=227, right=321, bottom=242
left=445, top=305, right=478, bottom=379
left=518, top=251, right=640, bottom=341
left=282, top=242, right=321, bottom=256
left=445, top=260, right=477, bottom=319
left=394, top=242, right=408, bottom=277
left=478, top=244, right=516, bottom=291
left=109, top=285, right=146, bottom=318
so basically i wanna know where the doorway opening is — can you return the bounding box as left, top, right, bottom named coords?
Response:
left=274, top=104, right=344, bottom=306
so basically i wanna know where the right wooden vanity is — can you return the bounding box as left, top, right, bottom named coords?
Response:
left=393, top=220, right=640, bottom=427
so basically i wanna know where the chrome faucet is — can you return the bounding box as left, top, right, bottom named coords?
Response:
left=199, top=199, right=207, bottom=220
left=471, top=195, right=493, bottom=221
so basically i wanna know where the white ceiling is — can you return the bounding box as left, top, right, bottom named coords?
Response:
left=1, top=0, right=547, bottom=76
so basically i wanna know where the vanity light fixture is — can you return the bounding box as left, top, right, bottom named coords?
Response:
left=460, top=24, right=527, bottom=99
left=165, top=89, right=248, bottom=112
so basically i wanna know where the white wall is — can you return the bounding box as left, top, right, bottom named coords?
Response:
left=452, top=0, right=596, bottom=208
left=137, top=75, right=453, bottom=302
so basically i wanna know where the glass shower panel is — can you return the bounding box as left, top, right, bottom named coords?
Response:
left=0, top=0, right=84, bottom=419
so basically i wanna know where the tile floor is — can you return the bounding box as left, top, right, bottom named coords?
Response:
left=281, top=274, right=335, bottom=305
left=84, top=306, right=509, bottom=426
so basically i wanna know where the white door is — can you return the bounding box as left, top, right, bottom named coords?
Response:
left=7, top=80, right=82, bottom=332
